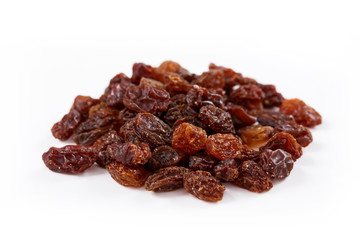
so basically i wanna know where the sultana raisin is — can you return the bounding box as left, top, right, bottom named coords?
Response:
left=233, top=160, right=273, bottom=193
left=172, top=122, right=207, bottom=155
left=106, top=161, right=150, bottom=187
left=145, top=166, right=190, bottom=192
left=259, top=149, right=294, bottom=179
left=205, top=133, right=242, bottom=160
left=238, top=125, right=274, bottom=148
left=183, top=171, right=225, bottom=202
left=280, top=98, right=322, bottom=127
left=42, top=145, right=96, bottom=174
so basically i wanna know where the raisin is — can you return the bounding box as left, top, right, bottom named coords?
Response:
left=172, top=122, right=207, bottom=155
left=233, top=160, right=273, bottom=193
left=226, top=103, right=257, bottom=128
left=163, top=73, right=191, bottom=95
left=105, top=82, right=132, bottom=108
left=104, top=73, right=131, bottom=95
left=194, top=69, right=226, bottom=89
left=91, top=130, right=122, bottom=167
left=72, top=96, right=101, bottom=118
left=145, top=166, right=190, bottom=192
left=199, top=105, right=235, bottom=134
left=106, top=161, right=150, bottom=187
left=189, top=151, right=218, bottom=171
left=168, top=94, right=187, bottom=109
left=260, top=132, right=302, bottom=160
left=51, top=109, right=82, bottom=141
left=147, top=145, right=183, bottom=171
left=131, top=63, right=156, bottom=84
left=238, top=125, right=274, bottom=148
left=257, top=84, right=284, bottom=108
left=213, top=159, right=239, bottom=182
left=257, top=111, right=296, bottom=127
left=134, top=113, right=172, bottom=148
left=155, top=60, right=189, bottom=82
left=230, top=84, right=264, bottom=115
left=123, top=83, right=170, bottom=115
left=42, top=145, right=96, bottom=174
left=163, top=104, right=197, bottom=127
left=186, top=85, right=225, bottom=109
left=280, top=98, right=322, bottom=127
left=238, top=145, right=261, bottom=162
left=107, top=142, right=151, bottom=165
left=259, top=149, right=294, bottom=179
left=117, top=108, right=137, bottom=127
left=139, top=77, right=165, bottom=89
left=183, top=171, right=225, bottom=202
left=73, top=124, right=115, bottom=147
left=205, top=134, right=242, bottom=160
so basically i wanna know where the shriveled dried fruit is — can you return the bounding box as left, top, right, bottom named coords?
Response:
left=42, top=145, right=96, bottom=174
left=131, top=63, right=156, bottom=84
left=199, top=105, right=235, bottom=134
left=260, top=132, right=303, bottom=160
left=172, top=122, right=207, bottom=155
left=72, top=96, right=101, bottom=118
left=189, top=152, right=218, bottom=171
left=168, top=94, right=187, bottom=108
left=194, top=69, right=226, bottom=89
left=106, top=161, right=150, bottom=187
left=51, top=109, right=82, bottom=141
left=233, top=160, right=273, bottom=193
left=259, top=149, right=294, bottom=179
left=226, top=103, right=256, bottom=128
left=91, top=130, right=122, bottom=167
left=163, top=104, right=197, bottom=127
left=280, top=98, right=322, bottom=127
left=230, top=84, right=264, bottom=115
left=147, top=145, right=182, bottom=171
left=206, top=134, right=242, bottom=160
left=155, top=60, right=189, bottom=82
left=257, top=84, right=284, bottom=108
left=213, top=159, right=239, bottom=182
left=105, top=82, right=132, bottom=108
left=164, top=73, right=191, bottom=95
left=238, top=125, right=274, bottom=148
left=107, top=142, right=151, bottom=165
left=117, top=108, right=137, bottom=127
left=139, top=77, right=165, bottom=89
left=145, top=166, right=190, bottom=192
left=186, top=85, right=225, bottom=109
left=123, top=83, right=170, bottom=115
left=184, top=171, right=225, bottom=202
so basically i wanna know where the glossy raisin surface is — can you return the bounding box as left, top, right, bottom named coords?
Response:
left=199, top=105, right=235, bottom=134
left=238, top=125, right=274, bottom=148
left=189, top=152, right=218, bottom=171
left=145, top=166, right=190, bottom=192
left=106, top=161, right=150, bottom=187
left=259, top=149, right=294, bottom=179
left=172, top=122, right=207, bottom=155
left=42, top=145, right=96, bottom=174
left=183, top=171, right=225, bottom=202
left=147, top=145, right=183, bottom=171
left=213, top=159, right=240, bottom=182
left=91, top=130, right=122, bottom=167
left=108, top=142, right=151, bottom=165
left=206, top=134, right=242, bottom=160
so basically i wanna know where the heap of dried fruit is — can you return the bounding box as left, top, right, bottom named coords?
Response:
left=42, top=61, right=322, bottom=202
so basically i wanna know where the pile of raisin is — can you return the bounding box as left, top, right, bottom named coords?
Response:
left=43, top=61, right=322, bottom=202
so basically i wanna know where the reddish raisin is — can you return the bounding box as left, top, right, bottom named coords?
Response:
left=233, top=160, right=273, bottom=193
left=91, top=130, right=122, bottom=167
left=257, top=84, right=284, bottom=108
left=106, top=161, right=150, bottom=187
left=238, top=125, right=274, bottom=148
left=172, top=123, right=207, bottom=155
left=131, top=63, right=156, bottom=84
left=42, top=145, right=96, bottom=174
left=183, top=171, right=225, bottom=202
left=226, top=103, right=256, bottom=128
left=206, top=134, right=242, bottom=160
left=213, top=159, right=240, bottom=182
left=189, top=151, right=218, bottom=171
left=145, top=166, right=190, bottom=192
left=230, top=84, right=264, bottom=115
left=107, top=142, right=151, bottom=165
left=259, top=149, right=294, bottom=179
left=163, top=104, right=197, bottom=127
left=117, top=108, right=137, bottom=127
left=147, top=145, right=183, bottom=171
left=51, top=109, right=82, bottom=141
left=199, top=105, right=235, bottom=134
left=139, top=77, right=165, bottom=89
left=194, top=69, right=226, bottom=89
left=164, top=73, right=191, bottom=95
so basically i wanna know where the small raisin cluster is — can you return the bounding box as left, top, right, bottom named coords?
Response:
left=42, top=61, right=322, bottom=202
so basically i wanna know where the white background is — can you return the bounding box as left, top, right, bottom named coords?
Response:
left=1, top=0, right=359, bottom=239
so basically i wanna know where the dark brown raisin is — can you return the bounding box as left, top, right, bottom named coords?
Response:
left=206, top=134, right=242, bottom=160
left=260, top=132, right=302, bottom=160
left=213, top=159, right=239, bottom=182
left=72, top=95, right=101, bottom=118
left=51, top=109, right=82, bottom=141
left=194, top=69, right=226, bottom=89
left=106, top=161, right=150, bottom=187
left=105, top=82, right=132, bottom=108
left=183, top=171, right=225, bottom=202
left=233, top=160, right=273, bottom=193
left=168, top=94, right=187, bottom=109
left=164, top=73, right=191, bottom=95
left=145, top=166, right=190, bottom=192
left=91, top=130, right=122, bottom=167
left=107, top=142, right=151, bottom=165
left=259, top=149, right=294, bottom=179
left=199, top=105, right=235, bottom=134
left=186, top=85, right=225, bottom=109
left=42, top=145, right=96, bottom=174
left=123, top=83, right=170, bottom=115
left=147, top=145, right=183, bottom=171
left=189, top=151, right=218, bottom=171
left=154, top=60, right=189, bottom=82
left=139, top=77, right=165, bottom=89
left=226, top=103, right=257, bottom=128
left=131, top=63, right=156, bottom=84
left=230, top=84, right=264, bottom=115
left=163, top=104, right=197, bottom=127
left=280, top=98, right=322, bottom=127
left=172, top=122, right=207, bottom=155
left=257, top=84, right=284, bottom=108
left=117, top=108, right=137, bottom=127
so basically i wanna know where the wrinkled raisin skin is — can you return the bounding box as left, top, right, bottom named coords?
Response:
left=213, top=159, right=239, bottom=182
left=147, top=145, right=182, bottom=172
left=183, top=171, right=225, bottom=202
left=206, top=134, right=242, bottom=160
left=106, top=161, right=150, bottom=187
left=259, top=149, right=294, bottom=179
left=91, top=130, right=121, bottom=168
left=42, top=145, right=96, bottom=174
left=145, top=166, right=190, bottom=192
left=189, top=152, right=218, bottom=171
left=238, top=125, right=274, bottom=148
left=233, top=161, right=273, bottom=193
left=107, top=142, right=151, bottom=165
left=199, top=105, right=235, bottom=134
left=51, top=109, right=82, bottom=141
left=172, top=123, right=207, bottom=155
